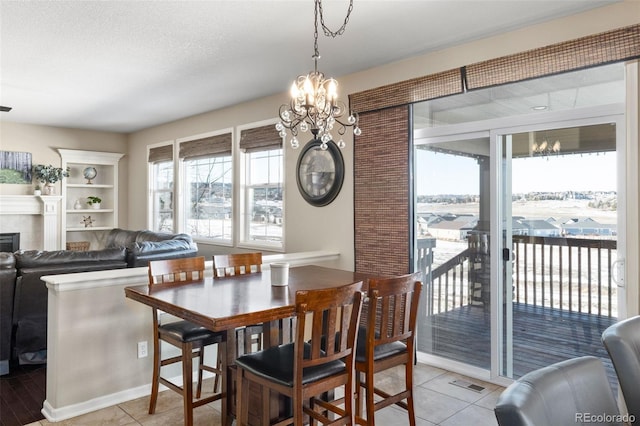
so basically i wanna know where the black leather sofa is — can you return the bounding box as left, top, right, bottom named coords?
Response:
left=0, top=229, right=198, bottom=374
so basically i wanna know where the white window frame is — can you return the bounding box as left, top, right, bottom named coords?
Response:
left=178, top=129, right=235, bottom=246
left=237, top=120, right=286, bottom=251
left=147, top=141, right=176, bottom=233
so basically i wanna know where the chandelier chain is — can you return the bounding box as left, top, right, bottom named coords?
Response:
left=317, top=0, right=353, bottom=38
left=313, top=0, right=353, bottom=63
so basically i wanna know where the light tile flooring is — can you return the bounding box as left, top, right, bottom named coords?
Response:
left=27, top=364, right=504, bottom=425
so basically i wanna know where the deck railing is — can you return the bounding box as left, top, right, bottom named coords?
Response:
left=512, top=235, right=617, bottom=317
left=418, top=235, right=618, bottom=317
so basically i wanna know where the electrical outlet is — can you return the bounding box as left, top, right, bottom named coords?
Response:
left=137, top=341, right=148, bottom=358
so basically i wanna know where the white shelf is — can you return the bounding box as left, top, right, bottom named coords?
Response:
left=67, top=184, right=114, bottom=189
left=67, top=209, right=114, bottom=213
left=67, top=227, right=114, bottom=232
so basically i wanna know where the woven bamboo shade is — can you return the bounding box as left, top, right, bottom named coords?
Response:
left=350, top=69, right=462, bottom=114
left=466, top=24, right=640, bottom=90
left=354, top=106, right=411, bottom=276
left=350, top=24, right=639, bottom=115
left=240, top=125, right=282, bottom=153
left=148, top=144, right=173, bottom=163
left=179, top=133, right=232, bottom=159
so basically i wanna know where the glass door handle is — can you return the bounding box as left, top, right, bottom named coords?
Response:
left=612, top=259, right=625, bottom=287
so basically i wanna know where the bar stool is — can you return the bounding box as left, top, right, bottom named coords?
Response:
left=147, top=256, right=224, bottom=426
left=235, top=281, right=364, bottom=425
left=355, top=274, right=422, bottom=425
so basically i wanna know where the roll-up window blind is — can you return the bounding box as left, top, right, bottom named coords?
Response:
left=350, top=69, right=462, bottom=115
left=239, top=125, right=283, bottom=153
left=465, top=24, right=640, bottom=90
left=179, top=133, right=232, bottom=159
left=350, top=24, right=639, bottom=114
left=148, top=145, right=173, bottom=163
left=354, top=106, right=411, bottom=276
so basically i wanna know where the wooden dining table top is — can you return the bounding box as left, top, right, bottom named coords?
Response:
left=124, top=264, right=370, bottom=332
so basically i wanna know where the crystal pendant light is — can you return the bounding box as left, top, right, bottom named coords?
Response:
left=276, top=0, right=360, bottom=150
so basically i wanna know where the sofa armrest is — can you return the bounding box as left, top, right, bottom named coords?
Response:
left=130, top=239, right=194, bottom=255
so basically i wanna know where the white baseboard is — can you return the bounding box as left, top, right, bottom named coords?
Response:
left=42, top=383, right=151, bottom=422
left=40, top=371, right=217, bottom=422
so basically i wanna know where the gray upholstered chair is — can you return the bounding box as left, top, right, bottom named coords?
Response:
left=602, top=315, right=640, bottom=423
left=494, top=356, right=623, bottom=426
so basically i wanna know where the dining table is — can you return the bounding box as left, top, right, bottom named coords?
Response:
left=124, top=264, right=371, bottom=425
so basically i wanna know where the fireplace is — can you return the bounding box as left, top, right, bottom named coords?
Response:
left=0, top=195, right=62, bottom=251
left=0, top=233, right=19, bottom=252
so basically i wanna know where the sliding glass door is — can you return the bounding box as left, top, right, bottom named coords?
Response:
left=412, top=62, right=626, bottom=381
left=415, top=132, right=492, bottom=371
left=495, top=119, right=624, bottom=381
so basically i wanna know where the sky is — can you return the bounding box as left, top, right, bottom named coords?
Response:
left=416, top=150, right=617, bottom=196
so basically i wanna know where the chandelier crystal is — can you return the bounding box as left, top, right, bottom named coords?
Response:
left=276, top=0, right=360, bottom=151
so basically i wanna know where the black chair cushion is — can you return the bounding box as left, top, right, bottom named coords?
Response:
left=159, top=320, right=224, bottom=344
left=235, top=342, right=345, bottom=387
left=355, top=326, right=407, bottom=362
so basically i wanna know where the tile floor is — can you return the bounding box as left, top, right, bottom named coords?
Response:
left=26, top=364, right=504, bottom=425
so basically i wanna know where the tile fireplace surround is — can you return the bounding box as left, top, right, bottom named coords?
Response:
left=0, top=195, right=62, bottom=251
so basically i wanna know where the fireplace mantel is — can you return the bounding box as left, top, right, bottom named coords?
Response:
left=0, top=195, right=62, bottom=250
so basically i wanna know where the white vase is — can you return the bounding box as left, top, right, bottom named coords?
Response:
left=91, top=203, right=101, bottom=210
left=44, top=184, right=55, bottom=195
left=74, top=199, right=82, bottom=209
left=34, top=189, right=42, bottom=196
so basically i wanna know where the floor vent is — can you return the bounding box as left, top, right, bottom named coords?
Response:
left=449, top=379, right=485, bottom=393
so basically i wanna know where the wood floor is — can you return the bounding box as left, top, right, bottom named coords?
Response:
left=419, top=302, right=618, bottom=388
left=0, top=363, right=46, bottom=426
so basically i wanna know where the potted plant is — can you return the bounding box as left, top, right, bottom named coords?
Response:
left=86, top=196, right=102, bottom=209
left=33, top=184, right=42, bottom=196
left=32, top=164, right=70, bottom=195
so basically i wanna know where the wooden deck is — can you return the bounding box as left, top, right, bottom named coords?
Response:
left=418, top=302, right=618, bottom=388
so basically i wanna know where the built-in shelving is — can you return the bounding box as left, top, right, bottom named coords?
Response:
left=58, top=149, right=124, bottom=249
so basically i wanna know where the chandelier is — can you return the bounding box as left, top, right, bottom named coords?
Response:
left=532, top=139, right=561, bottom=157
left=275, top=0, right=361, bottom=150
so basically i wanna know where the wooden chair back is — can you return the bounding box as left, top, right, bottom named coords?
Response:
left=355, top=274, right=422, bottom=425
left=212, top=253, right=262, bottom=278
left=295, top=281, right=363, bottom=382
left=365, top=274, right=422, bottom=357
left=148, top=256, right=206, bottom=287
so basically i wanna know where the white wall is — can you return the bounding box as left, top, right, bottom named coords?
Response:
left=126, top=2, right=640, bottom=273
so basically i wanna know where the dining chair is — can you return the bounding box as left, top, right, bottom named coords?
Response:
left=213, top=252, right=264, bottom=354
left=494, top=356, right=622, bottom=426
left=213, top=252, right=262, bottom=277
left=147, top=256, right=224, bottom=426
left=602, top=315, right=640, bottom=422
left=235, top=281, right=364, bottom=426
left=354, top=274, right=422, bottom=426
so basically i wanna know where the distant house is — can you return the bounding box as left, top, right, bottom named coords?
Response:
left=561, top=218, right=617, bottom=236
left=519, top=219, right=561, bottom=237
left=427, top=215, right=478, bottom=240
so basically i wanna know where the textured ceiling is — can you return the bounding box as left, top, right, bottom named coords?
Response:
left=0, top=0, right=618, bottom=133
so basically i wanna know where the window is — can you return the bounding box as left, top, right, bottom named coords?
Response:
left=240, top=124, right=284, bottom=248
left=179, top=132, right=233, bottom=243
left=148, top=144, right=174, bottom=232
